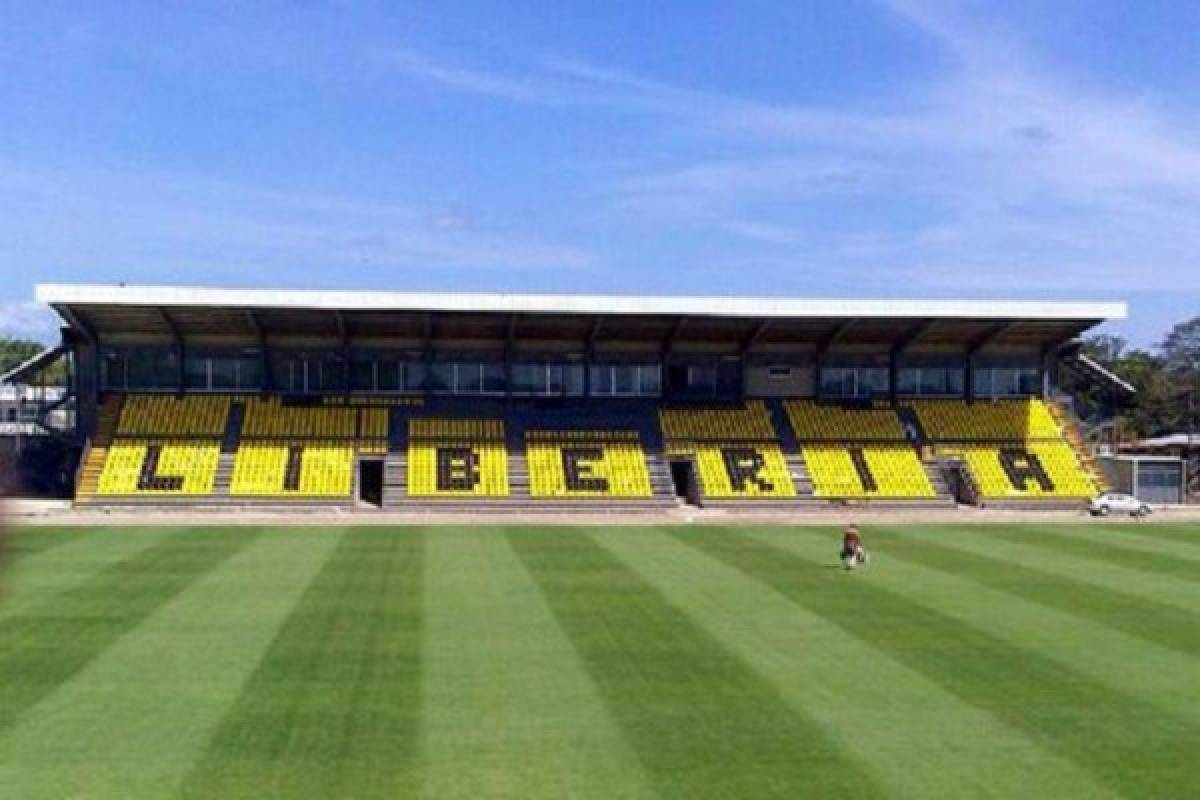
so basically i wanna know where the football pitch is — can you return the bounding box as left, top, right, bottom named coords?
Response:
left=0, top=522, right=1197, bottom=799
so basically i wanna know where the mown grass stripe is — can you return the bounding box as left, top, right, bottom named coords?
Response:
left=0, top=527, right=256, bottom=734
left=2, top=526, right=87, bottom=561
left=1093, top=523, right=1200, bottom=550
left=1021, top=523, right=1200, bottom=565
left=0, top=526, right=181, bottom=621
left=982, top=525, right=1200, bottom=581
left=180, top=527, right=424, bottom=799
left=775, top=527, right=1200, bottom=721
left=675, top=526, right=1200, bottom=800
left=509, top=527, right=883, bottom=800
left=872, top=526, right=1200, bottom=658
left=895, top=525, right=1198, bottom=612
left=422, top=529, right=651, bottom=799
left=595, top=528, right=1115, bottom=800
left=0, top=527, right=342, bottom=799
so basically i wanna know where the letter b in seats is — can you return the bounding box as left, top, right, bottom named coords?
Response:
left=721, top=447, right=773, bottom=492
left=562, top=447, right=609, bottom=492
left=437, top=447, right=481, bottom=491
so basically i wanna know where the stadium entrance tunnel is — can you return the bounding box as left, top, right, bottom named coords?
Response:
left=670, top=460, right=699, bottom=506
left=358, top=459, right=383, bottom=508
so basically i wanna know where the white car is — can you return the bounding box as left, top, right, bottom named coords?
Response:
left=1089, top=493, right=1152, bottom=517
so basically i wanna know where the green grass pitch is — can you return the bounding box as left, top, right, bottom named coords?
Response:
left=0, top=521, right=1197, bottom=798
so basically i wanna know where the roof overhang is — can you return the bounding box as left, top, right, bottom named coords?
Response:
left=36, top=283, right=1125, bottom=354
left=37, top=283, right=1126, bottom=321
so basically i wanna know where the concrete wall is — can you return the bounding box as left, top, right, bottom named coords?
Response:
left=745, top=365, right=814, bottom=397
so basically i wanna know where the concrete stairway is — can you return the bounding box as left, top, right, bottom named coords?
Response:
left=1047, top=401, right=1110, bottom=491
left=74, top=395, right=123, bottom=504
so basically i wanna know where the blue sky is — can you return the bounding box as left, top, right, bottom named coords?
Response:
left=2, top=0, right=1198, bottom=347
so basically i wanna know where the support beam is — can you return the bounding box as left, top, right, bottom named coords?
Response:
left=58, top=305, right=96, bottom=344
left=740, top=319, right=772, bottom=356
left=334, top=311, right=349, bottom=394
left=583, top=316, right=604, bottom=401
left=662, top=316, right=688, bottom=355
left=422, top=313, right=434, bottom=400
left=964, top=321, right=1014, bottom=401
left=159, top=307, right=185, bottom=393
left=966, top=321, right=1014, bottom=357
left=888, top=318, right=934, bottom=403
left=505, top=313, right=519, bottom=405
left=1039, top=328, right=1086, bottom=399
left=813, top=319, right=857, bottom=401
left=246, top=310, right=270, bottom=393
left=893, top=318, right=935, bottom=356
left=586, top=315, right=604, bottom=351
left=815, top=318, right=858, bottom=358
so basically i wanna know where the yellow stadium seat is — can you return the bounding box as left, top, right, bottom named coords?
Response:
left=693, top=443, right=795, bottom=498
left=241, top=397, right=357, bottom=438
left=803, top=445, right=935, bottom=498
left=117, top=395, right=231, bottom=436
left=96, top=440, right=220, bottom=495
left=526, top=431, right=652, bottom=497
left=407, top=418, right=509, bottom=497
left=912, top=400, right=1093, bottom=499
left=784, top=401, right=906, bottom=441
left=230, top=440, right=354, bottom=497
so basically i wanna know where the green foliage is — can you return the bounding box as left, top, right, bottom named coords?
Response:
left=1072, top=318, right=1200, bottom=439
left=0, top=334, right=66, bottom=385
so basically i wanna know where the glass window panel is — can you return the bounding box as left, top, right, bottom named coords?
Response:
left=318, top=356, right=344, bottom=392
left=351, top=358, right=376, bottom=391
left=428, top=362, right=453, bottom=392
left=457, top=363, right=483, bottom=393
left=210, top=356, right=237, bottom=389
left=511, top=364, right=542, bottom=394
left=687, top=365, right=717, bottom=392
left=483, top=363, right=506, bottom=393
left=992, top=368, right=1019, bottom=397
left=1017, top=368, right=1041, bottom=395
left=101, top=350, right=126, bottom=390
left=237, top=356, right=262, bottom=390
left=946, top=368, right=964, bottom=395
left=639, top=365, right=661, bottom=396
left=403, top=361, right=426, bottom=391
left=614, top=366, right=636, bottom=395
left=589, top=366, right=613, bottom=395
left=181, top=352, right=205, bottom=391
left=546, top=365, right=564, bottom=395
left=376, top=359, right=400, bottom=391
left=563, top=364, right=584, bottom=396
left=897, top=368, right=919, bottom=395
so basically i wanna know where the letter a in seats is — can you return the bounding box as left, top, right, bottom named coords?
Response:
left=562, top=447, right=609, bottom=492
left=437, top=446, right=481, bottom=491
left=721, top=447, right=773, bottom=492
left=999, top=448, right=1055, bottom=491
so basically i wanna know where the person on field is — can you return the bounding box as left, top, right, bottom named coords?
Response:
left=841, top=523, right=867, bottom=570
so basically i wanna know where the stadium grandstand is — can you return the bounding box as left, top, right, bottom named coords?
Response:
left=32, top=283, right=1130, bottom=511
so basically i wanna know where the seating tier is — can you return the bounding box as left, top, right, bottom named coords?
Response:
left=526, top=431, right=652, bottom=498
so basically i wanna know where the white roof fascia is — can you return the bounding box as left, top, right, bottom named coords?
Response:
left=36, top=284, right=1127, bottom=321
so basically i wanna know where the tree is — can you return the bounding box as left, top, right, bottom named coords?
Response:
left=0, top=335, right=66, bottom=385
left=1082, top=334, right=1127, bottom=364
left=1159, top=317, right=1200, bottom=374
